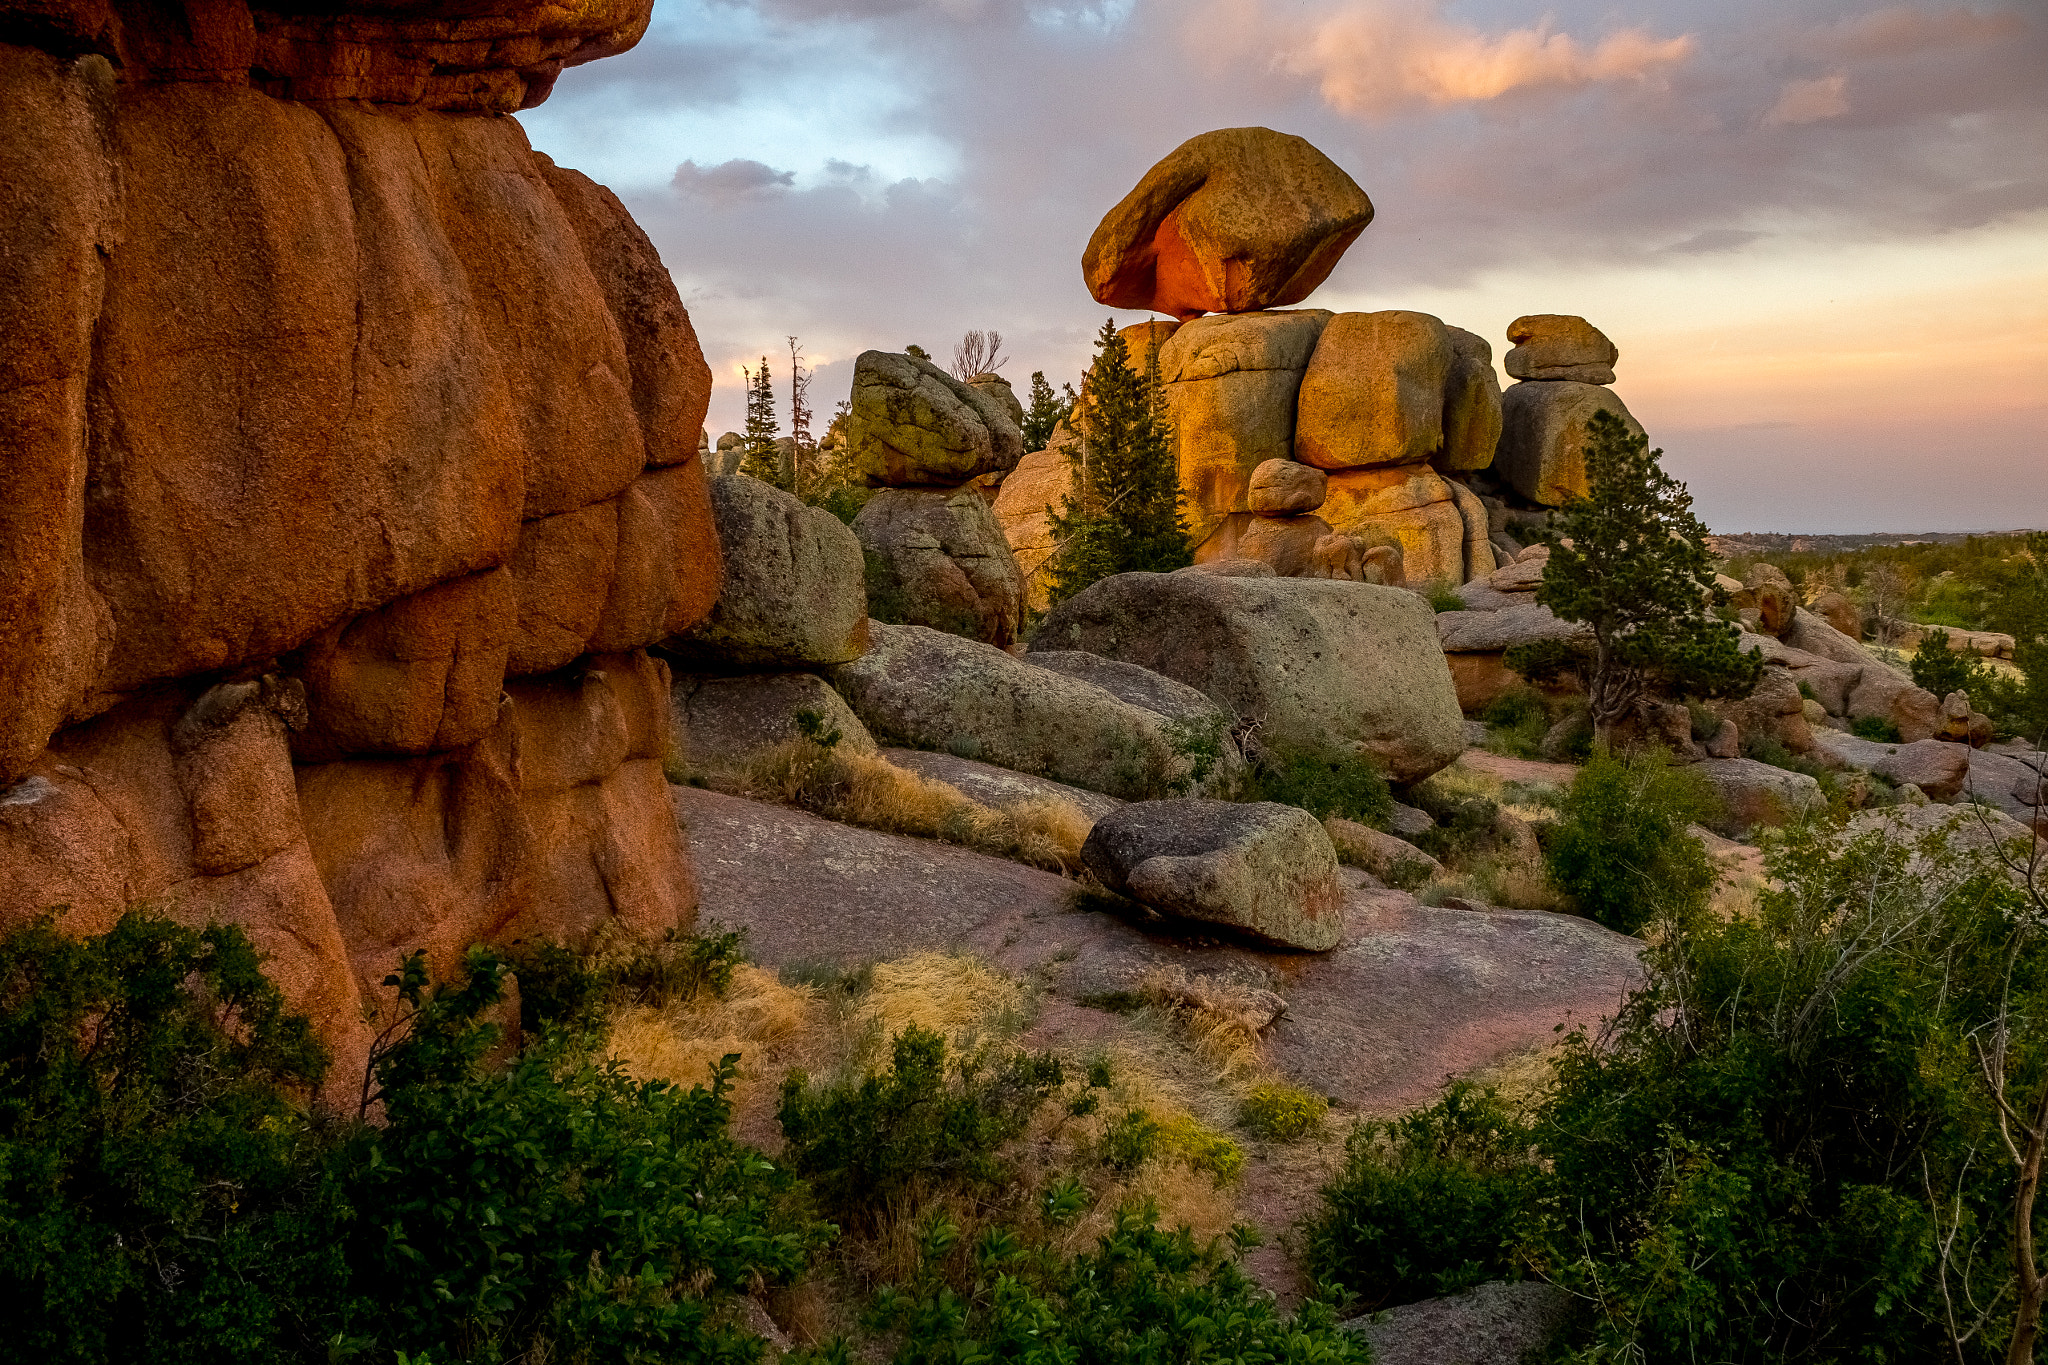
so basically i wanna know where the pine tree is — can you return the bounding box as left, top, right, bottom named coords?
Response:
left=1020, top=371, right=1070, bottom=454
left=738, top=357, right=783, bottom=487
left=1042, top=320, right=1190, bottom=605
left=1530, top=410, right=1762, bottom=745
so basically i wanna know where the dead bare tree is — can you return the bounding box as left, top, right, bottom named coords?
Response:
left=787, top=336, right=813, bottom=499
left=949, top=329, right=1008, bottom=380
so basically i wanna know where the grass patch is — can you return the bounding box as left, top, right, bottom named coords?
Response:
left=1480, top=687, right=1550, bottom=759
left=1422, top=579, right=1467, bottom=613
left=1238, top=1080, right=1328, bottom=1143
left=1851, top=714, right=1905, bottom=743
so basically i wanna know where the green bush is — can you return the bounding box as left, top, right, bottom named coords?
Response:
left=506, top=923, right=745, bottom=1036
left=854, top=1202, right=1368, bottom=1365
left=0, top=913, right=336, bottom=1365
left=1544, top=747, right=1718, bottom=935
left=1238, top=1081, right=1326, bottom=1142
left=1423, top=579, right=1466, bottom=613
left=1404, top=778, right=1500, bottom=866
left=1242, top=748, right=1393, bottom=828
left=0, top=914, right=823, bottom=1365
left=1852, top=714, right=1905, bottom=743
left=1480, top=687, right=1549, bottom=759
left=1305, top=1082, right=1539, bottom=1312
left=1532, top=817, right=2040, bottom=1361
left=777, top=1026, right=1066, bottom=1229
left=1911, top=628, right=1993, bottom=701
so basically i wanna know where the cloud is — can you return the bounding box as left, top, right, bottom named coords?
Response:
left=1662, top=229, right=1767, bottom=255
left=672, top=158, right=799, bottom=202
left=1766, top=74, right=1848, bottom=125
left=1203, top=0, right=1695, bottom=118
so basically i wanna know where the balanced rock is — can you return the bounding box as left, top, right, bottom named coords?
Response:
left=1495, top=381, right=1645, bottom=507
left=1032, top=571, right=1464, bottom=783
left=667, top=474, right=869, bottom=670
left=1295, top=311, right=1454, bottom=470
left=1158, top=310, right=1332, bottom=544
left=830, top=623, right=1224, bottom=801
left=1081, top=800, right=1345, bottom=951
left=1436, top=326, right=1504, bottom=472
left=672, top=672, right=876, bottom=772
left=1083, top=127, right=1374, bottom=319
left=843, top=350, right=1024, bottom=487
left=854, top=485, right=1026, bottom=649
left=1503, top=315, right=1618, bottom=385
left=1247, top=457, right=1327, bottom=514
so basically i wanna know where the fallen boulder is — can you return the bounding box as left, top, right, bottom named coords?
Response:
left=666, top=474, right=869, bottom=670
left=1032, top=571, right=1464, bottom=783
left=1694, top=757, right=1824, bottom=835
left=1081, top=799, right=1346, bottom=950
left=830, top=622, right=1221, bottom=801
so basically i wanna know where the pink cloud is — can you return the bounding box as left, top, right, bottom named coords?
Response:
left=1765, top=73, right=1849, bottom=125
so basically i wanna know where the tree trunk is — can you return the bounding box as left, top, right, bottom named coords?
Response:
left=2010, top=1080, right=2048, bottom=1365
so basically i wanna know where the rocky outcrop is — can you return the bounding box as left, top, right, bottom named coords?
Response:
left=667, top=475, right=868, bottom=670
left=1032, top=571, right=1464, bottom=784
left=1082, top=800, right=1345, bottom=951
left=1083, top=127, right=1373, bottom=319
left=830, top=623, right=1225, bottom=801
left=1319, top=465, right=1470, bottom=586
left=843, top=350, right=1024, bottom=488
left=0, top=0, right=718, bottom=1078
left=854, top=486, right=1026, bottom=649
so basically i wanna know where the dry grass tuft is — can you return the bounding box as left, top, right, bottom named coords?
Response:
left=1456, top=1044, right=1560, bottom=1117
left=702, top=738, right=1092, bottom=873
left=1134, top=966, right=1280, bottom=1079
left=855, top=952, right=1027, bottom=1061
left=605, top=963, right=827, bottom=1144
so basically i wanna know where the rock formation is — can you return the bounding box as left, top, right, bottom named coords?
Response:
left=1083, top=127, right=1374, bottom=320
left=1193, top=459, right=1396, bottom=583
left=842, top=351, right=1029, bottom=646
left=0, top=0, right=718, bottom=1079
left=1493, top=315, right=1644, bottom=507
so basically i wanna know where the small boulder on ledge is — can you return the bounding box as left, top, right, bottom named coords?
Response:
left=1081, top=799, right=1346, bottom=951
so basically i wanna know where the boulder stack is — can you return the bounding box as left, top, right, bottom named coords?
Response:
left=1494, top=315, right=1644, bottom=507
left=1193, top=459, right=1398, bottom=584
left=843, top=350, right=1029, bottom=648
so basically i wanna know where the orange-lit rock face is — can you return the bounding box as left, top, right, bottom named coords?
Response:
left=0, top=0, right=712, bottom=1085
left=26, top=0, right=654, bottom=112
left=1084, top=127, right=1373, bottom=320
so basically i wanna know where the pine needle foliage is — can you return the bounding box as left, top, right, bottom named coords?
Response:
left=1535, top=410, right=1762, bottom=742
left=1042, top=320, right=1190, bottom=606
left=1020, top=370, right=1070, bottom=454
left=739, top=356, right=784, bottom=488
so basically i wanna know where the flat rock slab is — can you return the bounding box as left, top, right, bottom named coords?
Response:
left=881, top=748, right=1123, bottom=822
left=676, top=786, right=1641, bottom=1115
left=1344, top=1280, right=1575, bottom=1365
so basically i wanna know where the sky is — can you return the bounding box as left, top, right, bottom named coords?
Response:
left=517, top=0, right=2048, bottom=534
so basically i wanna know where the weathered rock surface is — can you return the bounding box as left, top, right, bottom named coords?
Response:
left=0, top=2, right=721, bottom=1071
left=1495, top=381, right=1644, bottom=507
left=1295, top=311, right=1453, bottom=470
left=1436, top=327, right=1505, bottom=473
left=880, top=748, right=1124, bottom=823
left=1436, top=604, right=1589, bottom=654
left=672, top=672, right=877, bottom=771
left=1319, top=466, right=1468, bottom=585
left=1247, top=457, right=1328, bottom=515
left=1082, top=800, right=1345, bottom=951
left=1344, top=1281, right=1575, bottom=1365
left=1025, top=650, right=1233, bottom=729
left=854, top=485, right=1026, bottom=649
left=965, top=372, right=1025, bottom=429
left=843, top=350, right=1024, bottom=488
left=1159, top=310, right=1332, bottom=542
left=1695, top=757, right=1825, bottom=835
left=1810, top=589, right=1862, bottom=640
left=1325, top=817, right=1445, bottom=882
left=830, top=623, right=1219, bottom=801
left=678, top=784, right=1643, bottom=1117
left=990, top=424, right=1079, bottom=612
left=1032, top=571, right=1464, bottom=783
left=1503, top=314, right=1618, bottom=384
left=667, top=474, right=869, bottom=670
left=1083, top=127, right=1373, bottom=319
left=1195, top=511, right=1342, bottom=579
